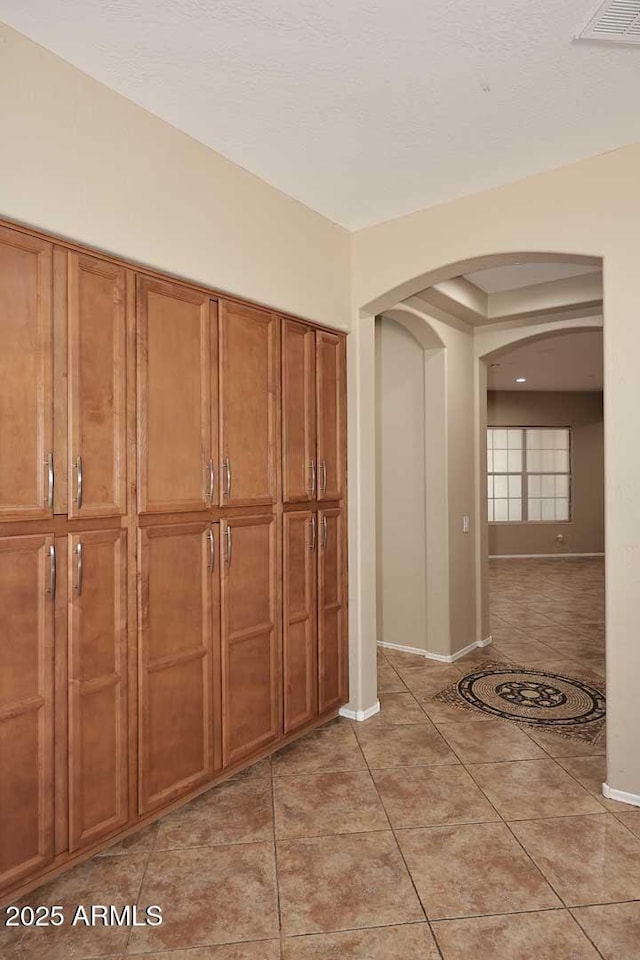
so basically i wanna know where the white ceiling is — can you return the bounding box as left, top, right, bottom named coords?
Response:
left=1, top=1, right=639, bottom=228
left=487, top=328, right=603, bottom=390
left=465, top=262, right=598, bottom=294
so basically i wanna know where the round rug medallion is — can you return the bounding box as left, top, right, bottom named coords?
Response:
left=456, top=666, right=605, bottom=728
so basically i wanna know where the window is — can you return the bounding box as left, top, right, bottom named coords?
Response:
left=487, top=427, right=571, bottom=523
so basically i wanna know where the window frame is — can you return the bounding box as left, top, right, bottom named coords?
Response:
left=487, top=425, right=573, bottom=524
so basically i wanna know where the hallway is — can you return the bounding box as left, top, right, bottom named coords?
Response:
left=3, top=560, right=640, bottom=959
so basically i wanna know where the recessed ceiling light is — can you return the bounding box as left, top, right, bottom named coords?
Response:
left=515, top=377, right=527, bottom=383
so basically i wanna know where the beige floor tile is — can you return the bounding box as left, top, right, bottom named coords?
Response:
left=354, top=719, right=458, bottom=768
left=555, top=756, right=637, bottom=811
left=511, top=814, right=640, bottom=906
left=616, top=810, right=640, bottom=837
left=401, top=671, right=466, bottom=698
left=420, top=697, right=495, bottom=725
left=433, top=909, right=601, bottom=959
left=127, top=843, right=279, bottom=953
left=273, top=770, right=388, bottom=838
left=273, top=720, right=367, bottom=777
left=376, top=661, right=407, bottom=693
left=469, top=758, right=604, bottom=820
left=373, top=692, right=430, bottom=724
left=372, top=764, right=498, bottom=829
left=154, top=777, right=274, bottom=849
left=282, top=922, right=440, bottom=959
left=228, top=757, right=272, bottom=781
left=130, top=944, right=281, bottom=960
left=96, top=822, right=159, bottom=857
left=396, top=821, right=560, bottom=919
left=526, top=727, right=606, bottom=758
left=436, top=719, right=546, bottom=762
left=277, top=832, right=424, bottom=936
left=572, top=902, right=640, bottom=959
left=493, top=637, right=560, bottom=660
left=498, top=609, right=560, bottom=630
left=0, top=853, right=148, bottom=960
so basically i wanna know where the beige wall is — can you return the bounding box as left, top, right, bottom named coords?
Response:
left=0, top=23, right=351, bottom=330
left=351, top=143, right=640, bottom=797
left=375, top=317, right=428, bottom=650
left=488, top=391, right=604, bottom=557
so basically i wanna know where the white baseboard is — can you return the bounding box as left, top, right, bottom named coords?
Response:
left=602, top=782, right=640, bottom=808
left=489, top=552, right=604, bottom=559
left=339, top=700, right=380, bottom=722
left=377, top=636, right=492, bottom=664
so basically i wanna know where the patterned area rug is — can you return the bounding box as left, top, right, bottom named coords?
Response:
left=432, top=661, right=606, bottom=744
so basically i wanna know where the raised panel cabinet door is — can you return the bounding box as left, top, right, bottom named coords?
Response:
left=282, top=319, right=316, bottom=502
left=283, top=511, right=318, bottom=734
left=316, top=331, right=346, bottom=502
left=318, top=509, right=348, bottom=713
left=68, top=530, right=128, bottom=851
left=138, top=524, right=216, bottom=814
left=219, top=301, right=278, bottom=507
left=0, top=535, right=54, bottom=893
left=220, top=515, right=280, bottom=765
left=137, top=277, right=214, bottom=514
left=67, top=254, right=127, bottom=518
left=0, top=226, right=53, bottom=521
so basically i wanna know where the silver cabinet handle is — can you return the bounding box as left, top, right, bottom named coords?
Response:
left=309, top=460, right=316, bottom=498
left=225, top=525, right=232, bottom=567
left=75, top=541, right=83, bottom=595
left=208, top=458, right=215, bottom=504
left=322, top=515, right=328, bottom=549
left=207, top=528, right=215, bottom=574
left=321, top=459, right=327, bottom=496
left=48, top=544, right=56, bottom=598
left=224, top=457, right=232, bottom=499
left=46, top=452, right=54, bottom=509
left=310, top=514, right=317, bottom=552
left=74, top=456, right=83, bottom=509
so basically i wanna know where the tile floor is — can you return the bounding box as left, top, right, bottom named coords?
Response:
left=3, top=557, right=640, bottom=959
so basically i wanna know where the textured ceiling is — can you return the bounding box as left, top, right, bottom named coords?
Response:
left=1, top=1, right=639, bottom=228
left=487, top=328, right=603, bottom=390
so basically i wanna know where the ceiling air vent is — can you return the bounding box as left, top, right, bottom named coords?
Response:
left=576, top=0, right=640, bottom=43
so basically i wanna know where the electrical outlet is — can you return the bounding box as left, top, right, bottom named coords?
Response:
left=556, top=533, right=565, bottom=543
left=463, top=515, right=470, bottom=533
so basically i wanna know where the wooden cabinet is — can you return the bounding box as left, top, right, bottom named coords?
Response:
left=0, top=226, right=53, bottom=521
left=67, top=254, right=127, bottom=519
left=138, top=523, right=218, bottom=814
left=316, top=331, right=346, bottom=502
left=137, top=278, right=216, bottom=514
left=282, top=511, right=318, bottom=734
left=0, top=535, right=54, bottom=892
left=282, top=320, right=316, bottom=502
left=219, top=301, right=278, bottom=507
left=220, top=515, right=280, bottom=764
left=67, top=530, right=128, bottom=851
left=318, top=508, right=347, bottom=713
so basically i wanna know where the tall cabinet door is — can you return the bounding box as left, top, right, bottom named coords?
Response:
left=282, top=320, right=316, bottom=502
left=316, top=331, right=346, bottom=502
left=219, top=301, right=278, bottom=507
left=68, top=530, right=128, bottom=851
left=0, top=535, right=54, bottom=892
left=137, top=277, right=215, bottom=514
left=138, top=524, right=216, bottom=814
left=221, top=515, right=280, bottom=765
left=67, top=254, right=127, bottom=519
left=283, top=511, right=318, bottom=734
left=318, top=509, right=347, bottom=713
left=0, top=226, right=53, bottom=521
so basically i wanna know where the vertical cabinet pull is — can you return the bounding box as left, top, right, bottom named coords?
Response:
left=320, top=459, right=327, bottom=496
left=310, top=514, right=317, bottom=552
left=48, top=544, right=56, bottom=598
left=322, top=515, right=328, bottom=549
left=45, top=452, right=54, bottom=509
left=75, top=542, right=83, bottom=595
left=224, top=457, right=232, bottom=499
left=208, top=458, right=215, bottom=504
left=74, top=455, right=83, bottom=509
left=309, top=460, right=316, bottom=498
left=225, top=525, right=232, bottom=567
left=207, top=528, right=215, bottom=574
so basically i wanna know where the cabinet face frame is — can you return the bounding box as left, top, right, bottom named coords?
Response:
left=316, top=330, right=346, bottom=503
left=0, top=534, right=55, bottom=893
left=282, top=319, right=316, bottom=503
left=0, top=226, right=54, bottom=522
left=67, top=253, right=128, bottom=519
left=67, top=529, right=129, bottom=852
left=136, top=277, right=214, bottom=515
left=282, top=510, right=318, bottom=734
